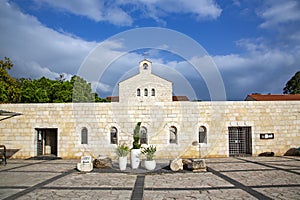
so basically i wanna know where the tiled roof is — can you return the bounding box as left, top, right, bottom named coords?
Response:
left=106, top=96, right=119, bottom=102
left=172, top=96, right=189, bottom=101
left=245, top=94, right=300, bottom=101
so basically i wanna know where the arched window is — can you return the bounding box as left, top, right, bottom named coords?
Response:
left=110, top=127, right=118, bottom=144
left=151, top=88, right=155, bottom=96
left=144, top=88, right=148, bottom=96
left=199, top=126, right=207, bottom=144
left=169, top=126, right=177, bottom=144
left=81, top=127, right=88, bottom=144
left=140, top=126, right=148, bottom=144
left=137, top=89, right=141, bottom=96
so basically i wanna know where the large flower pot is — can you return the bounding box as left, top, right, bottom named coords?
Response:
left=144, top=160, right=156, bottom=170
left=118, top=156, right=127, bottom=171
left=130, top=149, right=140, bottom=169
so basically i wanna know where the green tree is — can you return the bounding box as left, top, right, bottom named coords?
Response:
left=1, top=57, right=108, bottom=103
left=50, top=81, right=72, bottom=103
left=283, top=71, right=300, bottom=94
left=0, top=57, right=20, bottom=103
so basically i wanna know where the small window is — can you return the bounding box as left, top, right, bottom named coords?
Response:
left=140, top=126, right=148, bottom=144
left=144, top=88, right=148, bottom=96
left=137, top=89, right=141, bottom=96
left=151, top=88, right=155, bottom=96
left=81, top=127, right=88, bottom=144
left=169, top=126, right=177, bottom=144
left=143, top=63, right=148, bottom=69
left=110, top=127, right=118, bottom=144
left=199, top=126, right=207, bottom=143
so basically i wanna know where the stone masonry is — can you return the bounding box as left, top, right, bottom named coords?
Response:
left=0, top=100, right=299, bottom=159
left=0, top=60, right=299, bottom=159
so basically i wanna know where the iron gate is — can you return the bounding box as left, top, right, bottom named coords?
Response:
left=228, top=127, right=252, bottom=156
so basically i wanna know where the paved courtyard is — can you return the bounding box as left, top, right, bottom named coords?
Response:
left=0, top=156, right=299, bottom=200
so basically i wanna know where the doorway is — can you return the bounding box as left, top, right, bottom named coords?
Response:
left=228, top=126, right=252, bottom=156
left=36, top=128, right=58, bottom=156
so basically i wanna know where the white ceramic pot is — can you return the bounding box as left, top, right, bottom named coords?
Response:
left=118, top=156, right=127, bottom=171
left=130, top=149, right=140, bottom=169
left=144, top=160, right=156, bottom=170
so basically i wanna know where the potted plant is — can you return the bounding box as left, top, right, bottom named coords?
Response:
left=131, top=122, right=141, bottom=169
left=116, top=144, right=130, bottom=171
left=142, top=145, right=157, bottom=170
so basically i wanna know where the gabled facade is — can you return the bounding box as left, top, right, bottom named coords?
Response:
left=119, top=59, right=172, bottom=103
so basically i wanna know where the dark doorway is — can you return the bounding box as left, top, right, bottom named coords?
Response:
left=228, top=127, right=252, bottom=156
left=36, top=128, right=58, bottom=156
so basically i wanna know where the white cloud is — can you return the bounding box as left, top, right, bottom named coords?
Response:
left=32, top=0, right=221, bottom=26
left=143, top=0, right=222, bottom=20
left=0, top=1, right=97, bottom=79
left=213, top=39, right=299, bottom=98
left=34, top=0, right=104, bottom=21
left=258, top=0, right=300, bottom=28
left=34, top=0, right=133, bottom=26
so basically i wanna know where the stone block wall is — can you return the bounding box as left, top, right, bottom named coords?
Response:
left=0, top=101, right=299, bottom=159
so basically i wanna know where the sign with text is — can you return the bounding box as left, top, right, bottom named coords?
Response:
left=260, top=133, right=274, bottom=139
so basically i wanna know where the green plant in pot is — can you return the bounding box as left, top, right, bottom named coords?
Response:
left=142, top=145, right=157, bottom=170
left=132, top=122, right=141, bottom=149
left=116, top=144, right=130, bottom=171
left=131, top=122, right=141, bottom=169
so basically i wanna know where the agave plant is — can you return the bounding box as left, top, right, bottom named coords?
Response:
left=116, top=144, right=130, bottom=157
left=142, top=145, right=157, bottom=161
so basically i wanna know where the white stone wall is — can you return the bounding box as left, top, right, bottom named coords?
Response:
left=0, top=101, right=299, bottom=159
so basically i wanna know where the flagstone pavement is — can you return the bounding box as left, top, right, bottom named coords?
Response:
left=0, top=156, right=299, bottom=200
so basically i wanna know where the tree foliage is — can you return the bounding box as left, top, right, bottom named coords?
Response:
left=0, top=57, right=108, bottom=103
left=0, top=57, right=20, bottom=103
left=283, top=71, right=300, bottom=94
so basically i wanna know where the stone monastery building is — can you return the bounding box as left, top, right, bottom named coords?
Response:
left=0, top=60, right=300, bottom=159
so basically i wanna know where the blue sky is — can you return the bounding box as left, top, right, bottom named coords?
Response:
left=1, top=0, right=299, bottom=100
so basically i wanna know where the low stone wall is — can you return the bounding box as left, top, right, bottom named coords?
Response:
left=0, top=101, right=299, bottom=159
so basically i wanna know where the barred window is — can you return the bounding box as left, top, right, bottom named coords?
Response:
left=144, top=88, right=148, bottom=96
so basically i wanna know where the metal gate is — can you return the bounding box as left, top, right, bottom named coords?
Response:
left=228, top=127, right=252, bottom=156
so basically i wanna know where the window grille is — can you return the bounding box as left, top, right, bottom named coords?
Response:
left=228, top=127, right=252, bottom=156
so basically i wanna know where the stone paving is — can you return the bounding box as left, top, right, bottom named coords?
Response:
left=0, top=156, right=299, bottom=200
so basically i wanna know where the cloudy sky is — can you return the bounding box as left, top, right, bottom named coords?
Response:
left=1, top=0, right=299, bottom=100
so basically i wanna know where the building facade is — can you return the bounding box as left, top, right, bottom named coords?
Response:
left=0, top=60, right=299, bottom=159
